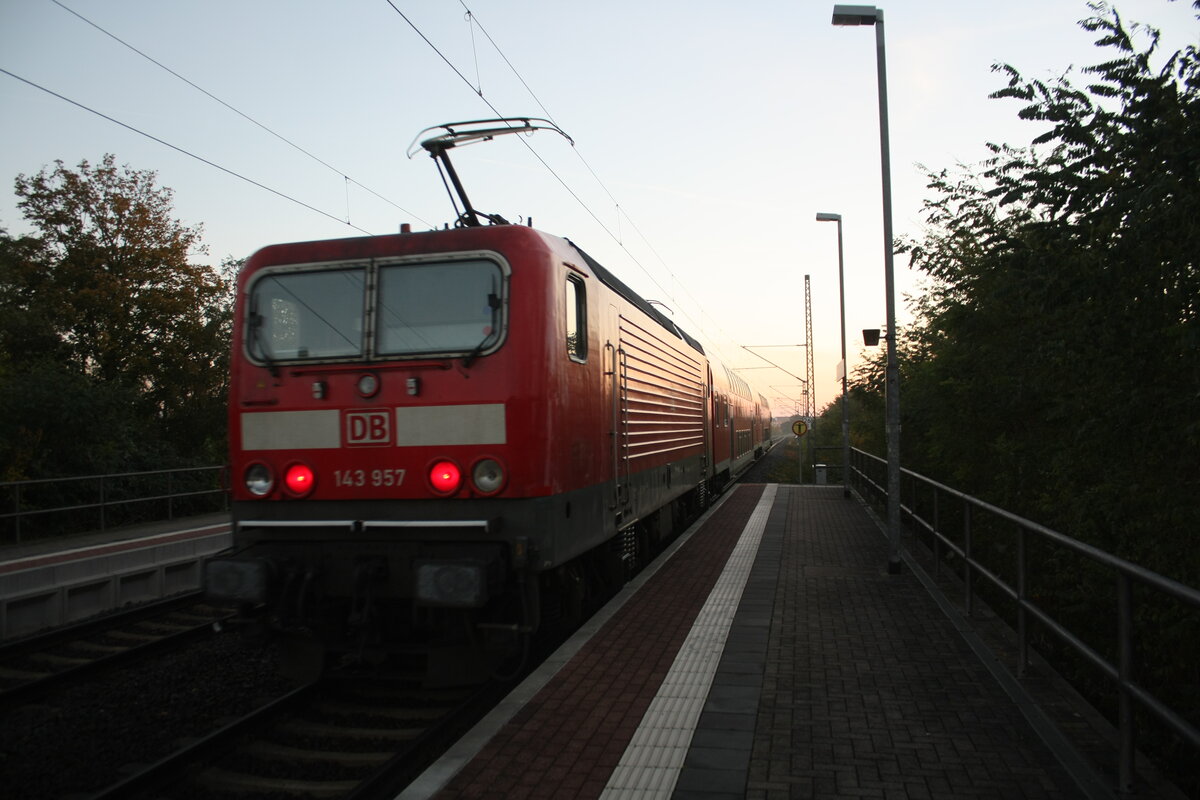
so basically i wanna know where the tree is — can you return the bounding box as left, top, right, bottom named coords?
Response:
left=883, top=1, right=1199, bottom=580
left=863, top=9, right=1200, bottom=785
left=1, top=155, right=233, bottom=477
left=0, top=230, right=65, bottom=367
left=0, top=362, right=167, bottom=481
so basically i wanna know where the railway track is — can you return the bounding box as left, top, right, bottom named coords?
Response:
left=94, top=671, right=493, bottom=800
left=0, top=591, right=234, bottom=708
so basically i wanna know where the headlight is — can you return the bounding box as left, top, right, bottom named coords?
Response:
left=244, top=463, right=273, bottom=497
left=357, top=372, right=379, bottom=398
left=471, top=458, right=506, bottom=494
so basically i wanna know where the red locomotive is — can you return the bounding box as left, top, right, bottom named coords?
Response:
left=205, top=120, right=771, bottom=679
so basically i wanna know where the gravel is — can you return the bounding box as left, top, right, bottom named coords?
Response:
left=0, top=628, right=294, bottom=800
left=737, top=440, right=797, bottom=484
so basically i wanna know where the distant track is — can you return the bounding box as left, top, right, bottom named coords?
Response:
left=0, top=591, right=234, bottom=708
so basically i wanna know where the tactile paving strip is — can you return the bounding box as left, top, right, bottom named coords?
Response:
left=600, top=484, right=776, bottom=798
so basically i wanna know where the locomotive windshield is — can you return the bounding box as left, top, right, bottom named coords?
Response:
left=246, top=258, right=505, bottom=363
left=377, top=259, right=501, bottom=356
left=249, top=267, right=366, bottom=361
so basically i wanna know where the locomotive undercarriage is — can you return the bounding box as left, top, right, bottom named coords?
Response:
left=207, top=530, right=534, bottom=683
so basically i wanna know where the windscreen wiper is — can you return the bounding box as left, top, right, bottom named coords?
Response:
left=247, top=306, right=279, bottom=377
left=462, top=291, right=502, bottom=368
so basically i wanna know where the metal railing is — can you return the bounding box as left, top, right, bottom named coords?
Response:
left=1, top=466, right=227, bottom=545
left=850, top=447, right=1199, bottom=793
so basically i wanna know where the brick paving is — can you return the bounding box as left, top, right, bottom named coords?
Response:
left=738, top=487, right=1082, bottom=799
left=425, top=485, right=1091, bottom=799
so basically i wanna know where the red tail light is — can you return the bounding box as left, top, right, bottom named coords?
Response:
left=284, top=463, right=315, bottom=497
left=428, top=460, right=462, bottom=494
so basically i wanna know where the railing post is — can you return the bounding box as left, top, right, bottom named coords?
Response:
left=168, top=470, right=174, bottom=520
left=963, top=500, right=973, bottom=618
left=878, top=456, right=885, bottom=504
left=933, top=489, right=940, bottom=580
left=902, top=474, right=912, bottom=544
left=1118, top=571, right=1135, bottom=793
left=13, top=483, right=21, bottom=544
left=99, top=475, right=107, bottom=531
left=907, top=473, right=916, bottom=544
left=1017, top=524, right=1027, bottom=678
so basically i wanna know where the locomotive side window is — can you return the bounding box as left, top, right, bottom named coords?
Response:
left=377, top=259, right=504, bottom=357
left=566, top=275, right=587, bottom=362
left=249, top=268, right=365, bottom=360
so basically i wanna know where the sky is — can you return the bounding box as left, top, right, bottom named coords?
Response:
left=2, top=0, right=1197, bottom=419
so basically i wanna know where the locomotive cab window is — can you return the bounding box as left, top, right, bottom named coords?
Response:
left=565, top=274, right=587, bottom=362
left=249, top=268, right=366, bottom=361
left=377, top=259, right=504, bottom=357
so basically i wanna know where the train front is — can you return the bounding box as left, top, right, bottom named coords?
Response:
left=205, top=226, right=559, bottom=679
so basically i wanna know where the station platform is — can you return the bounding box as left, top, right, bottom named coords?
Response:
left=0, top=514, right=230, bottom=639
left=402, top=484, right=1125, bottom=800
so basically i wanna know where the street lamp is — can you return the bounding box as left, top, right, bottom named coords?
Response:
left=831, top=4, right=902, bottom=574
left=816, top=212, right=851, bottom=500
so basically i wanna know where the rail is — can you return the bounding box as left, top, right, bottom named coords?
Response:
left=1, top=466, right=227, bottom=545
left=849, top=447, right=1200, bottom=793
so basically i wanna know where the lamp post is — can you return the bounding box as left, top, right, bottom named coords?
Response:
left=831, top=4, right=902, bottom=574
left=816, top=212, right=851, bottom=499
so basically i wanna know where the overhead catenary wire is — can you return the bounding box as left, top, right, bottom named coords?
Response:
left=0, top=67, right=374, bottom=236
left=387, top=3, right=736, bottom=360
left=48, top=0, right=431, bottom=230
left=408, top=1, right=756, bottom=370
left=384, top=3, right=630, bottom=244
left=5, top=1, right=792, bottom=400
left=462, top=2, right=765, bottom=371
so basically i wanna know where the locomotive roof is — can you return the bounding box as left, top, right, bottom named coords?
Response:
left=566, top=240, right=705, bottom=357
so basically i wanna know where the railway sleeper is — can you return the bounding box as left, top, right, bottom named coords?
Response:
left=275, top=718, right=425, bottom=741
left=28, top=652, right=92, bottom=667
left=198, top=768, right=359, bottom=797
left=309, top=698, right=451, bottom=720
left=63, top=641, right=130, bottom=655
left=244, top=739, right=394, bottom=767
left=105, top=629, right=162, bottom=643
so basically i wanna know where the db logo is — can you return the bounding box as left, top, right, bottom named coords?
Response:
left=343, top=410, right=392, bottom=447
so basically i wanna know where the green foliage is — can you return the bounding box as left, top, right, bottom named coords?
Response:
left=812, top=379, right=885, bottom=466
left=0, top=363, right=170, bottom=480
left=844, top=5, right=1200, bottom=789
left=0, top=155, right=234, bottom=479
left=871, top=2, right=1200, bottom=582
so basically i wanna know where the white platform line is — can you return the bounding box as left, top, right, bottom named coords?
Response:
left=600, top=483, right=776, bottom=800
